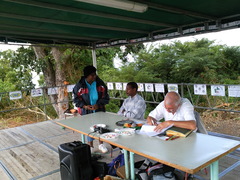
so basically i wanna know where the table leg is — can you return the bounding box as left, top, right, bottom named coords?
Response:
left=81, top=134, right=85, bottom=143
left=210, top=160, right=219, bottom=180
left=130, top=152, right=135, bottom=180
left=123, top=149, right=130, bottom=179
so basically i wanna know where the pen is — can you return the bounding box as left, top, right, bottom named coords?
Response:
left=171, top=136, right=180, bottom=140
left=151, top=120, right=154, bottom=125
left=151, top=119, right=157, bottom=126
left=166, top=135, right=176, bottom=141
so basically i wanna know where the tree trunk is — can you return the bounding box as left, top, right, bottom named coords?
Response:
left=51, top=47, right=69, bottom=119
left=33, top=47, right=59, bottom=117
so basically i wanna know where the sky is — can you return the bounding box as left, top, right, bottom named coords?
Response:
left=1, top=28, right=240, bottom=85
left=0, top=43, right=22, bottom=51
left=150, top=28, right=240, bottom=47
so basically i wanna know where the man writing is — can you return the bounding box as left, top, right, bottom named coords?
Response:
left=118, top=82, right=146, bottom=120
left=147, top=92, right=196, bottom=131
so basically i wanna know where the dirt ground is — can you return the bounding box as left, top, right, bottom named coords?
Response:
left=201, top=110, right=240, bottom=137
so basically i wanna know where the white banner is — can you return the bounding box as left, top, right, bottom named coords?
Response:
left=31, top=89, right=43, bottom=97
left=137, top=83, right=144, bottom=92
left=155, top=83, right=165, bottom=93
left=194, top=84, right=207, bottom=95
left=211, top=85, right=225, bottom=96
left=167, top=84, right=178, bottom=93
left=228, top=85, right=240, bottom=97
left=115, top=83, right=123, bottom=90
left=48, top=87, right=58, bottom=95
left=107, top=82, right=114, bottom=90
left=9, top=91, right=22, bottom=100
left=67, top=84, right=75, bottom=92
left=145, top=83, right=154, bottom=92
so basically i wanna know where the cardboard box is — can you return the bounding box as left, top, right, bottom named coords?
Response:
left=116, top=165, right=126, bottom=179
left=104, top=175, right=122, bottom=180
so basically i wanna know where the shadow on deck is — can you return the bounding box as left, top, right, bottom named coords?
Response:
left=0, top=120, right=239, bottom=180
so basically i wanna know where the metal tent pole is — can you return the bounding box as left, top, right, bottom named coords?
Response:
left=92, top=45, right=97, bottom=69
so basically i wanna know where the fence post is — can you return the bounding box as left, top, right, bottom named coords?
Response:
left=43, top=88, right=47, bottom=121
left=181, top=83, right=184, bottom=97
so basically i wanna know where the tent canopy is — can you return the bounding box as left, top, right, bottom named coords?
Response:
left=0, top=0, right=239, bottom=48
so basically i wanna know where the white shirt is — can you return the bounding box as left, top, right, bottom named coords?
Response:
left=117, top=94, right=146, bottom=120
left=149, top=98, right=196, bottom=122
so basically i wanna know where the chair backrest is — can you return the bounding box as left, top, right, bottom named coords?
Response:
left=194, top=111, right=208, bottom=134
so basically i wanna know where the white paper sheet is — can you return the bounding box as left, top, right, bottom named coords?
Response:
left=138, top=124, right=173, bottom=137
left=107, top=82, right=114, bottom=90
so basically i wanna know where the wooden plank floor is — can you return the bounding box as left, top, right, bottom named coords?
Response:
left=0, top=120, right=239, bottom=180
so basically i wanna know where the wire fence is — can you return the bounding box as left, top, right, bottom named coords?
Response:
left=0, top=82, right=240, bottom=129
left=108, top=82, right=240, bottom=113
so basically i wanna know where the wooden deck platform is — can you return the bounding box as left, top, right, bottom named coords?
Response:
left=0, top=120, right=239, bottom=180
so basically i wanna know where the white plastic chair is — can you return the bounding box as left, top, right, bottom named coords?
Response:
left=194, top=111, right=208, bottom=134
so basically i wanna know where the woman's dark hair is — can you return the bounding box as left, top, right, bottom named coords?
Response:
left=127, top=82, right=138, bottom=91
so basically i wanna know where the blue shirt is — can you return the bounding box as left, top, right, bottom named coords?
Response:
left=85, top=80, right=98, bottom=105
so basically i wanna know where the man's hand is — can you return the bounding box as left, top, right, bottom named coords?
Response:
left=154, top=121, right=171, bottom=132
left=83, top=105, right=99, bottom=110
left=92, top=104, right=99, bottom=110
left=146, top=116, right=158, bottom=126
left=84, top=105, right=93, bottom=110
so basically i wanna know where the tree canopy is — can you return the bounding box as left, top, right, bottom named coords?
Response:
left=105, top=39, right=240, bottom=84
left=0, top=50, right=34, bottom=92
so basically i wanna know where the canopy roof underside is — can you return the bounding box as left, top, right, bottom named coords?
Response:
left=0, top=0, right=239, bottom=48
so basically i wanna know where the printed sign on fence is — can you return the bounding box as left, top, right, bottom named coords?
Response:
left=211, top=85, right=225, bottom=96
left=48, top=87, right=58, bottom=95
left=115, top=83, right=123, bottom=90
left=145, top=83, right=154, bottom=92
left=228, top=85, right=240, bottom=97
left=31, top=89, right=43, bottom=97
left=155, top=83, right=165, bottom=93
left=67, top=85, right=75, bottom=92
left=194, top=84, right=207, bottom=95
left=137, top=83, right=144, bottom=92
left=167, top=84, right=178, bottom=93
left=123, top=83, right=127, bottom=91
left=107, top=82, right=114, bottom=90
left=9, top=91, right=22, bottom=100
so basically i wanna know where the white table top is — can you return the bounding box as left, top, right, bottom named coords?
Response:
left=56, top=112, right=240, bottom=174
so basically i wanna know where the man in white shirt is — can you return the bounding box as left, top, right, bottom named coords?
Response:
left=118, top=82, right=146, bottom=120
left=147, top=92, right=196, bottom=131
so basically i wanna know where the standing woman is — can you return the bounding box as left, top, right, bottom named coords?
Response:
left=73, top=65, right=109, bottom=153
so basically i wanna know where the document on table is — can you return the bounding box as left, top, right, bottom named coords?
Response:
left=139, top=124, right=173, bottom=137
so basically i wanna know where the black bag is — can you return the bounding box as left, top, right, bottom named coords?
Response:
left=92, top=160, right=108, bottom=178
left=148, top=163, right=176, bottom=180
left=135, top=159, right=176, bottom=180
left=135, top=159, right=152, bottom=180
left=58, top=141, right=93, bottom=180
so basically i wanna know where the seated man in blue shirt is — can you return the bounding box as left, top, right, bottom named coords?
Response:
left=118, top=82, right=146, bottom=120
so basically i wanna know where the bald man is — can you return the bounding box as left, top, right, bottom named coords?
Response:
left=147, top=92, right=196, bottom=132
